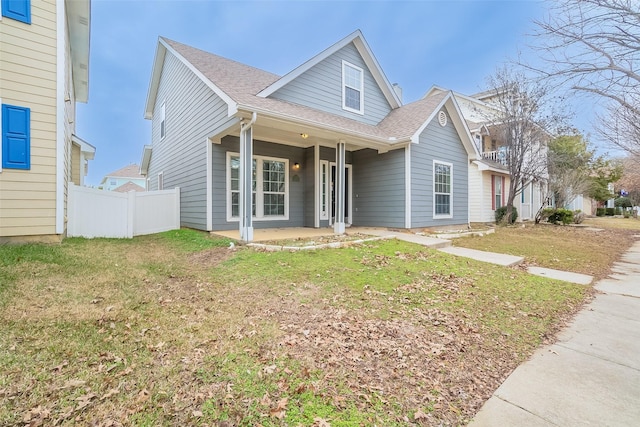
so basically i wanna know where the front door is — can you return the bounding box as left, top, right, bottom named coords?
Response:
left=330, top=164, right=352, bottom=225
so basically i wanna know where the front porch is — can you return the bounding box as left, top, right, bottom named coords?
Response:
left=211, top=226, right=388, bottom=243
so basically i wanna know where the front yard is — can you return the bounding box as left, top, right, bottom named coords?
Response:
left=2, top=220, right=632, bottom=426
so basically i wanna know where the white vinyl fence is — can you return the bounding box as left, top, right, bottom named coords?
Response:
left=67, top=184, right=180, bottom=238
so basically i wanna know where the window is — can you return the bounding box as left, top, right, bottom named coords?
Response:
left=110, top=180, right=117, bottom=186
left=2, top=104, right=30, bottom=170
left=2, top=0, right=30, bottom=24
left=228, top=153, right=288, bottom=221
left=492, top=175, right=504, bottom=210
left=342, top=61, right=363, bottom=114
left=319, top=160, right=329, bottom=220
left=433, top=161, right=452, bottom=218
left=160, top=102, right=166, bottom=139
left=158, top=172, right=164, bottom=190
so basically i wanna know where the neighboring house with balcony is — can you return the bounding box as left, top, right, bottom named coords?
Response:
left=425, top=86, right=549, bottom=223
left=0, top=0, right=93, bottom=242
left=99, top=164, right=146, bottom=191
left=141, top=30, right=480, bottom=241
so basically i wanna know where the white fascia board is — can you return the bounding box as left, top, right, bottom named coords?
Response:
left=56, top=0, right=66, bottom=235
left=140, top=145, right=152, bottom=175
left=257, top=30, right=401, bottom=108
left=409, top=94, right=450, bottom=144
left=446, top=97, right=480, bottom=159
left=257, top=30, right=363, bottom=98
left=72, top=134, right=95, bottom=159
left=65, top=0, right=90, bottom=103
left=144, top=38, right=238, bottom=120
left=472, top=160, right=510, bottom=175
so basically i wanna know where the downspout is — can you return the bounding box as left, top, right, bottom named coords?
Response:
left=242, top=111, right=257, bottom=132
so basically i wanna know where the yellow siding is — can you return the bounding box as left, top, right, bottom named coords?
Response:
left=0, top=0, right=58, bottom=238
left=71, top=143, right=81, bottom=185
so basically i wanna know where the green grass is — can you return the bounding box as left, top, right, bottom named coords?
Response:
left=0, top=229, right=591, bottom=426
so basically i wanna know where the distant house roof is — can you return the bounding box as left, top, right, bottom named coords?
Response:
left=103, top=164, right=144, bottom=179
left=113, top=181, right=145, bottom=193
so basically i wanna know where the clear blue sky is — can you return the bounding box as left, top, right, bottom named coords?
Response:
left=77, top=0, right=548, bottom=186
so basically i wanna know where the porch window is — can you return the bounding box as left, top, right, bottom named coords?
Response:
left=342, top=61, right=363, bottom=114
left=320, top=160, right=329, bottom=220
left=228, top=153, right=288, bottom=221
left=433, top=161, right=452, bottom=218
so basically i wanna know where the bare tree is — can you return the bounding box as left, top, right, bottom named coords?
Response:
left=547, top=134, right=594, bottom=208
left=481, top=67, right=561, bottom=223
left=531, top=0, right=640, bottom=153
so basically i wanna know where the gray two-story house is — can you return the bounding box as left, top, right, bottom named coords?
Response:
left=141, top=30, right=478, bottom=241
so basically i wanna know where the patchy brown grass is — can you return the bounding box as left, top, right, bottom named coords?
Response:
left=0, top=230, right=591, bottom=426
left=452, top=219, right=639, bottom=280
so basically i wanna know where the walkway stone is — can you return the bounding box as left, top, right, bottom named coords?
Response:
left=469, top=240, right=640, bottom=426
left=438, top=246, right=524, bottom=267
left=527, top=266, right=593, bottom=285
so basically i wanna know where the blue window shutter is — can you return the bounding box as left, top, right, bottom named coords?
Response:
left=2, top=0, right=31, bottom=24
left=2, top=104, right=31, bottom=170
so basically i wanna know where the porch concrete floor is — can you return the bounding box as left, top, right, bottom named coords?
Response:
left=211, top=227, right=350, bottom=242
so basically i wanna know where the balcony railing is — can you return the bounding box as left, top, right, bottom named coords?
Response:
left=482, top=150, right=508, bottom=166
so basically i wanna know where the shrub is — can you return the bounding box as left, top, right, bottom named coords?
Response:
left=606, top=207, right=615, bottom=216
left=573, top=210, right=585, bottom=224
left=615, top=196, right=632, bottom=208
left=495, top=206, right=518, bottom=224
left=615, top=207, right=622, bottom=215
left=544, top=208, right=574, bottom=225
left=624, top=210, right=631, bottom=218
left=596, top=207, right=606, bottom=217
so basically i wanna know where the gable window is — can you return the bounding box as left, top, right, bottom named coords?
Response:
left=342, top=61, right=363, bottom=114
left=433, top=161, right=452, bottom=218
left=2, top=0, right=31, bottom=24
left=492, top=175, right=505, bottom=210
left=160, top=102, right=166, bottom=139
left=2, top=104, right=31, bottom=170
left=227, top=153, right=288, bottom=221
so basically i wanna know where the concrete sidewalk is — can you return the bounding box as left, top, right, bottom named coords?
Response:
left=469, top=240, right=640, bottom=426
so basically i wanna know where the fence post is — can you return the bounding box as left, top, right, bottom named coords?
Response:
left=67, top=183, right=76, bottom=237
left=127, top=191, right=135, bottom=238
left=174, top=187, right=181, bottom=230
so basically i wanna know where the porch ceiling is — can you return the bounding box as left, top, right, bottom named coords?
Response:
left=229, top=113, right=407, bottom=153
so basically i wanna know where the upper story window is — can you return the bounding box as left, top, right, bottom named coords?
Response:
left=160, top=102, right=166, bottom=140
left=342, top=61, right=364, bottom=114
left=2, top=0, right=31, bottom=24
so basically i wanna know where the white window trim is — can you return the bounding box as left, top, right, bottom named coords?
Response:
left=494, top=175, right=503, bottom=210
left=319, top=160, right=329, bottom=220
left=157, top=171, right=164, bottom=190
left=433, top=160, right=453, bottom=219
left=226, top=151, right=289, bottom=222
left=160, top=102, right=166, bottom=140
left=341, top=60, right=364, bottom=115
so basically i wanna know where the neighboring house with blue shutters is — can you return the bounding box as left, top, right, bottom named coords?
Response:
left=0, top=0, right=94, bottom=242
left=141, top=30, right=479, bottom=242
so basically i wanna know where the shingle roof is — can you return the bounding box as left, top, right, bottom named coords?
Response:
left=113, top=181, right=146, bottom=193
left=159, top=37, right=465, bottom=147
left=105, top=164, right=143, bottom=179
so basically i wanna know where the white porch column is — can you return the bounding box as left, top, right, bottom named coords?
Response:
left=334, top=140, right=346, bottom=234
left=239, top=121, right=254, bottom=242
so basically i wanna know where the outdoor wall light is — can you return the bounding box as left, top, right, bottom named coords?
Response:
left=293, top=162, right=301, bottom=170
left=300, top=133, right=309, bottom=139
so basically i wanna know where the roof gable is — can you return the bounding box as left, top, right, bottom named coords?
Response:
left=257, top=30, right=401, bottom=109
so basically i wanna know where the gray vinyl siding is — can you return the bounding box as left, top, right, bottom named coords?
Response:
left=211, top=136, right=306, bottom=230
left=303, top=147, right=315, bottom=227
left=411, top=109, right=469, bottom=228
left=270, top=43, right=392, bottom=125
left=147, top=51, right=229, bottom=230
left=351, top=148, right=406, bottom=227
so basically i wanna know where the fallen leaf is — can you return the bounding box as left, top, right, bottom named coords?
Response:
left=269, top=397, right=288, bottom=419
left=313, top=417, right=331, bottom=427
left=414, top=408, right=429, bottom=420
left=192, top=410, right=203, bottom=417
left=100, top=388, right=120, bottom=400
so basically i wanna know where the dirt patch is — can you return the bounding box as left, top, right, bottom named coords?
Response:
left=187, top=247, right=235, bottom=268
